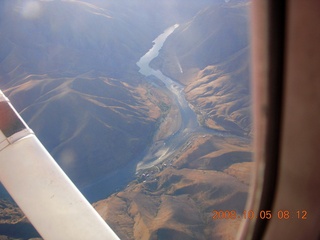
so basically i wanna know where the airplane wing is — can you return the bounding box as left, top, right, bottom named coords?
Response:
left=0, top=90, right=120, bottom=240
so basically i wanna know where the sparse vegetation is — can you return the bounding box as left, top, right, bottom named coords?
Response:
left=0, top=0, right=252, bottom=239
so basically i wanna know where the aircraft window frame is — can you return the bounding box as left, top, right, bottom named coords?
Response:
left=2, top=1, right=304, bottom=239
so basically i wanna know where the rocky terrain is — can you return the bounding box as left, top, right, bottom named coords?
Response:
left=0, top=0, right=252, bottom=239
left=0, top=0, right=175, bottom=187
left=93, top=2, right=253, bottom=239
left=94, top=135, right=252, bottom=240
left=152, top=1, right=252, bottom=136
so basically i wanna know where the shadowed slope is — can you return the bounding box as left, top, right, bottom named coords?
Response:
left=95, top=135, right=252, bottom=240
left=3, top=72, right=169, bottom=187
left=151, top=2, right=252, bottom=136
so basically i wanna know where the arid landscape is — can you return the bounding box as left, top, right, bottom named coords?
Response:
left=94, top=135, right=252, bottom=240
left=0, top=0, right=252, bottom=239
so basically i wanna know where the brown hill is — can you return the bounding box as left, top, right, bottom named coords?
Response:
left=184, top=48, right=252, bottom=136
left=0, top=1, right=252, bottom=239
left=0, top=199, right=41, bottom=239
left=3, top=71, right=170, bottom=187
left=94, top=2, right=252, bottom=239
left=151, top=2, right=252, bottom=136
left=0, top=0, right=176, bottom=188
left=94, top=135, right=252, bottom=240
left=0, top=0, right=220, bottom=188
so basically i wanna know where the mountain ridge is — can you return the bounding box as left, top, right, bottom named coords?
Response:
left=0, top=1, right=252, bottom=239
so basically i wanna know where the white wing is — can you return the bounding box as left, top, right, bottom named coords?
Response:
left=0, top=90, right=120, bottom=240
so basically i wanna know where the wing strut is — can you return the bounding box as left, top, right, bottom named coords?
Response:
left=0, top=90, right=120, bottom=240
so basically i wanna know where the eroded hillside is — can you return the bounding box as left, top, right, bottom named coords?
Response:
left=94, top=2, right=253, bottom=239
left=95, top=135, right=252, bottom=240
left=152, top=2, right=252, bottom=136
left=0, top=1, right=252, bottom=239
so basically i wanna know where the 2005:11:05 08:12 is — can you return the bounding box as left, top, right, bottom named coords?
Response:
left=212, top=210, right=308, bottom=220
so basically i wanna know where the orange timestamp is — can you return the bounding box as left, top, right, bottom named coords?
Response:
left=212, top=210, right=308, bottom=220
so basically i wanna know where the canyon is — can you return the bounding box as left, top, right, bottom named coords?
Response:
left=0, top=0, right=252, bottom=239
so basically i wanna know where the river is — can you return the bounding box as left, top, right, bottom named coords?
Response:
left=82, top=24, right=233, bottom=202
left=135, top=24, right=236, bottom=170
left=136, top=24, right=201, bottom=170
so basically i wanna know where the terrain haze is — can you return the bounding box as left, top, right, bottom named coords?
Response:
left=0, top=0, right=252, bottom=239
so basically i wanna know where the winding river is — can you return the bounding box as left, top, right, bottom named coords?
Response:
left=136, top=24, right=202, bottom=170
left=82, top=24, right=232, bottom=202
left=136, top=24, right=234, bottom=170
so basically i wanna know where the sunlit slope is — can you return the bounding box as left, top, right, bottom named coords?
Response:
left=3, top=72, right=169, bottom=187
left=94, top=2, right=252, bottom=239
left=185, top=49, right=251, bottom=135
left=0, top=0, right=218, bottom=188
left=95, top=135, right=252, bottom=240
left=0, top=0, right=168, bottom=187
left=152, top=2, right=252, bottom=136
left=0, top=1, right=252, bottom=239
